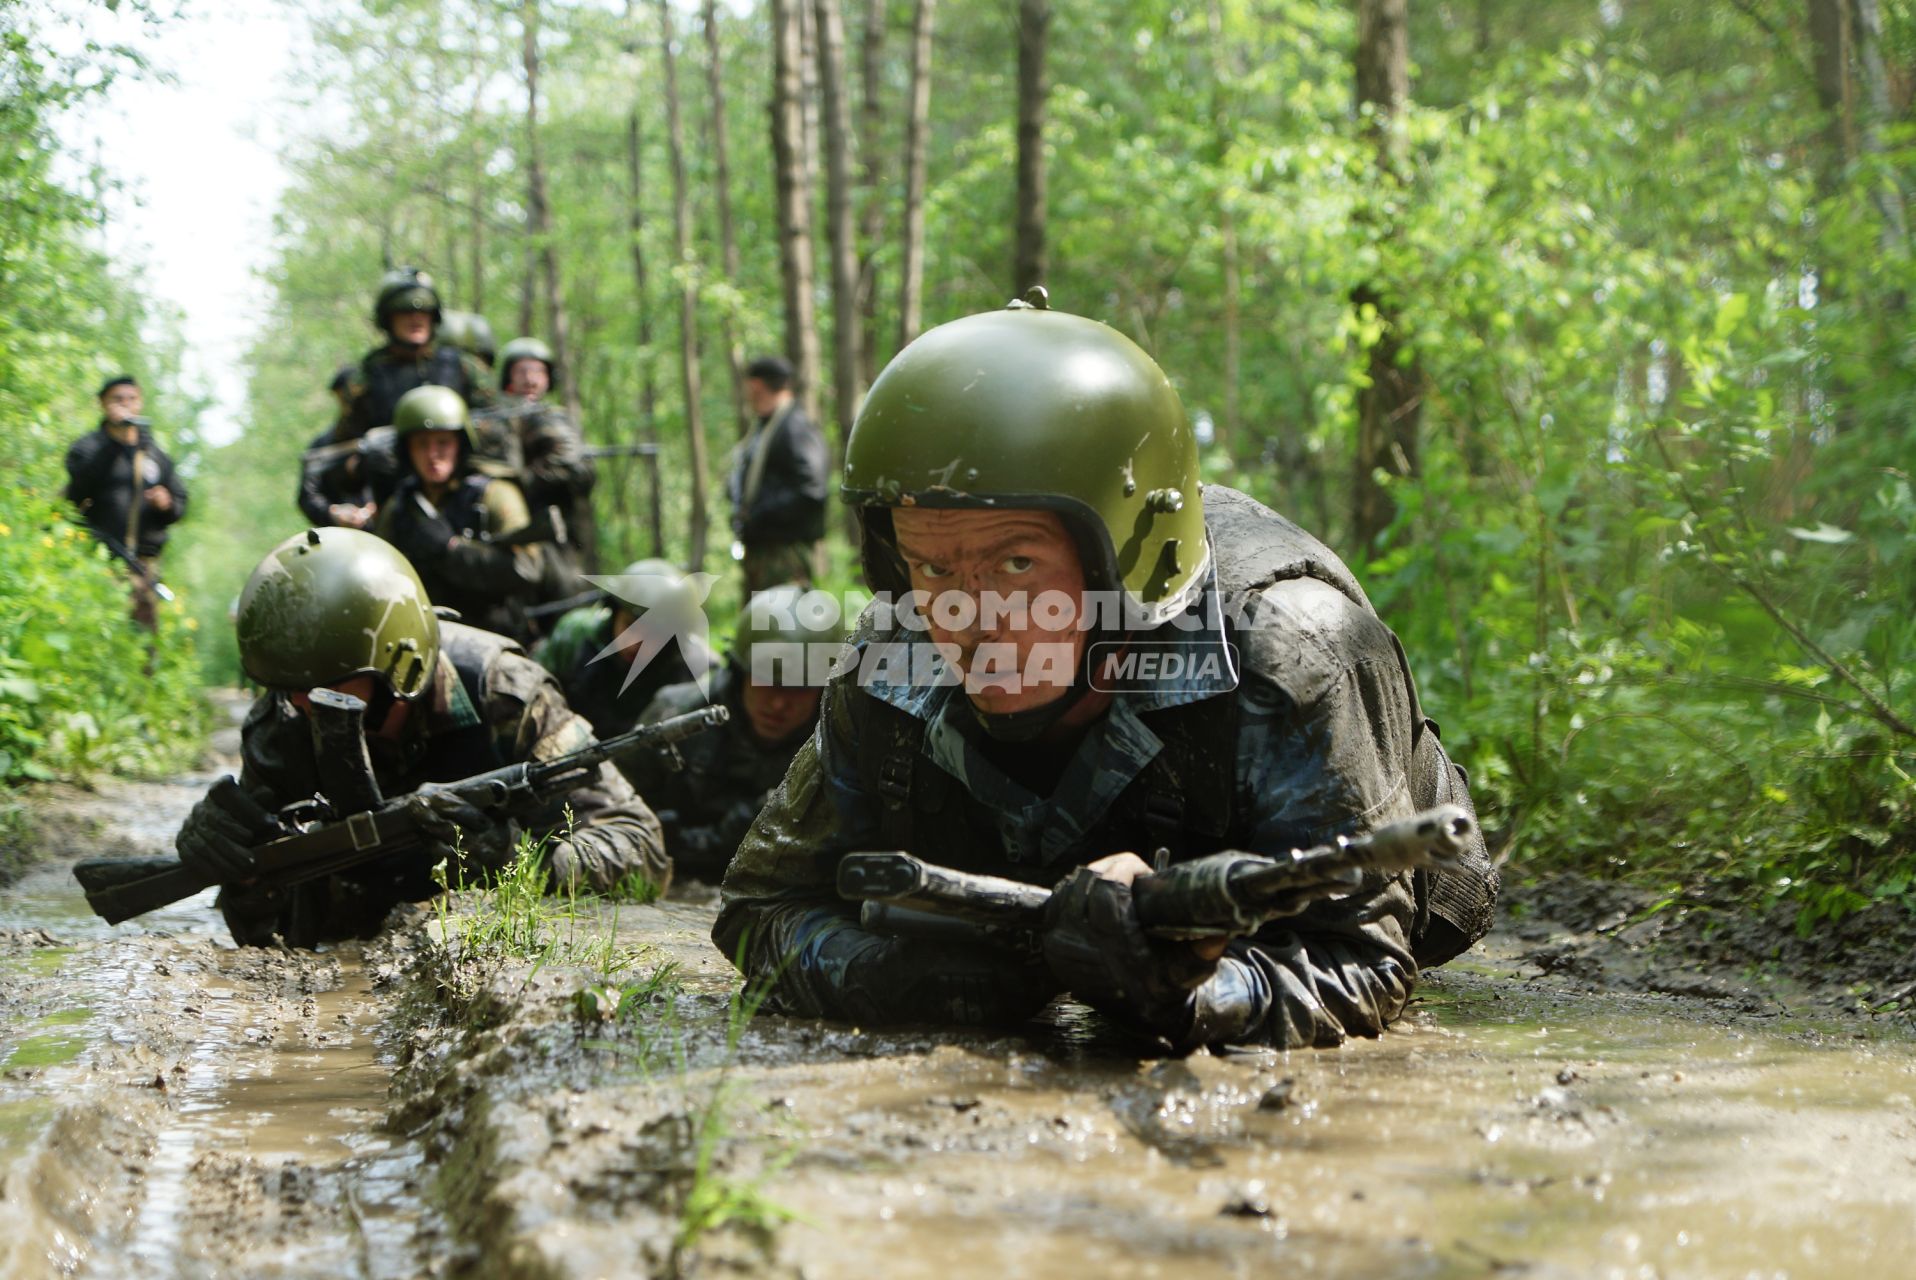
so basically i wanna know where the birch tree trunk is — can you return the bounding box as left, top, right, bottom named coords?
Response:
left=771, top=0, right=823, bottom=422
left=1013, top=0, right=1050, bottom=294
left=521, top=0, right=580, bottom=421
left=699, top=0, right=749, bottom=435
left=856, top=0, right=886, bottom=384
left=815, top=0, right=864, bottom=442
left=897, top=0, right=935, bottom=349
left=1350, top=0, right=1419, bottom=556
left=657, top=0, right=711, bottom=569
left=624, top=21, right=665, bottom=560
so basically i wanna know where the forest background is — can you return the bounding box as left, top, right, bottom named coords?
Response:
left=3, top=0, right=1912, bottom=931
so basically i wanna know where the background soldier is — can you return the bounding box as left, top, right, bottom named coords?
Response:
left=373, top=385, right=542, bottom=643
left=439, top=310, right=498, bottom=372
left=726, top=356, right=829, bottom=592
left=715, top=300, right=1498, bottom=1051
left=297, top=364, right=376, bottom=528
left=173, top=526, right=668, bottom=947
left=623, top=583, right=846, bottom=883
left=64, top=375, right=188, bottom=628
left=535, top=557, right=718, bottom=739
left=486, top=336, right=597, bottom=574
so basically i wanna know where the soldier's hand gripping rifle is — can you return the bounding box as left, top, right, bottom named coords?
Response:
left=839, top=805, right=1476, bottom=946
left=72, top=697, right=729, bottom=925
left=93, top=529, right=175, bottom=603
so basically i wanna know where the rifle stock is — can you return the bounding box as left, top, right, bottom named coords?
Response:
left=71, top=704, right=729, bottom=925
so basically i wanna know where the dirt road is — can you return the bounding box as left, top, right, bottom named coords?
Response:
left=2, top=737, right=1912, bottom=1278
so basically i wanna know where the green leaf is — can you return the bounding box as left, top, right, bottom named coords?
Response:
left=1713, top=292, right=1749, bottom=339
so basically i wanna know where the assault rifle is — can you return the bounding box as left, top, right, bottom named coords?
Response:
left=582, top=442, right=659, bottom=461
left=839, top=805, right=1475, bottom=945
left=302, top=425, right=398, bottom=472
left=72, top=698, right=728, bottom=925
left=93, top=529, right=174, bottom=603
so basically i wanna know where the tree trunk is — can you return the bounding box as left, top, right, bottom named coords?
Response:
left=1013, top=0, right=1050, bottom=294
left=700, top=0, right=749, bottom=436
left=1207, top=0, right=1239, bottom=453
left=897, top=0, right=935, bottom=348
left=856, top=0, right=886, bottom=384
left=1851, top=0, right=1908, bottom=247
left=468, top=5, right=486, bottom=315
left=1809, top=0, right=1856, bottom=194
left=658, top=0, right=712, bottom=570
left=814, top=0, right=864, bottom=447
left=771, top=0, right=823, bottom=422
left=1351, top=0, right=1419, bottom=557
left=521, top=0, right=580, bottom=421
left=625, top=30, right=665, bottom=560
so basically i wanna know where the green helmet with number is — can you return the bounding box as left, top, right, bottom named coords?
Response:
left=842, top=291, right=1207, bottom=628
left=498, top=336, right=556, bottom=388
left=391, top=384, right=472, bottom=449
left=440, top=310, right=497, bottom=366
left=733, top=583, right=849, bottom=687
left=237, top=527, right=440, bottom=699
left=373, top=268, right=442, bottom=329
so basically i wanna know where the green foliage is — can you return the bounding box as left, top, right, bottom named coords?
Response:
left=185, top=0, right=1915, bottom=928
left=0, top=3, right=207, bottom=791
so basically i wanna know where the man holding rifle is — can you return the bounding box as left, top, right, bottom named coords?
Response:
left=714, top=294, right=1499, bottom=1053
left=63, top=375, right=188, bottom=629
left=168, top=526, right=674, bottom=947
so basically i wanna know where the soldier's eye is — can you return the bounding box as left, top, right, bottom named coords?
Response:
left=1001, top=555, right=1034, bottom=574
left=917, top=561, right=952, bottom=579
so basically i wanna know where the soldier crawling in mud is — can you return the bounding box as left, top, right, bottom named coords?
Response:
left=536, top=558, right=719, bottom=740
left=715, top=295, right=1499, bottom=1052
left=173, top=526, right=670, bottom=947
left=621, top=583, right=845, bottom=883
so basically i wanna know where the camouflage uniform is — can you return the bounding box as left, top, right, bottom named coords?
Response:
left=222, top=620, right=668, bottom=945
left=535, top=604, right=718, bottom=739
left=623, top=665, right=813, bottom=884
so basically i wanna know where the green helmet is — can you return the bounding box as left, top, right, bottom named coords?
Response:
left=373, top=268, right=442, bottom=329
left=842, top=292, right=1207, bottom=628
left=392, top=384, right=472, bottom=449
left=498, top=336, right=556, bottom=388
left=441, top=310, right=497, bottom=365
left=237, top=527, right=440, bottom=699
left=733, top=583, right=848, bottom=687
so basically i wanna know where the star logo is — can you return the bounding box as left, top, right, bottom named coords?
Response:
left=582, top=568, right=720, bottom=699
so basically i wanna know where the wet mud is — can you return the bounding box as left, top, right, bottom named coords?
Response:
left=2, top=710, right=1912, bottom=1277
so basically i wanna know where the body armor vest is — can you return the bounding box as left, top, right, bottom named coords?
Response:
left=847, top=484, right=1498, bottom=968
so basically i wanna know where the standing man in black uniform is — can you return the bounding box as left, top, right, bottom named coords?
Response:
left=726, top=356, right=830, bottom=592
left=64, top=375, right=189, bottom=628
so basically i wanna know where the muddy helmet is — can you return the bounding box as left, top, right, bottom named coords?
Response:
left=391, top=384, right=472, bottom=449
left=498, top=336, right=556, bottom=388
left=733, top=583, right=849, bottom=688
left=237, top=527, right=440, bottom=699
left=842, top=290, right=1207, bottom=628
left=441, top=311, right=497, bottom=366
left=373, top=268, right=442, bottom=329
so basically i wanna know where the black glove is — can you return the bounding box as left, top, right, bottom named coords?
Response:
left=393, top=504, right=455, bottom=567
left=1041, top=867, right=1221, bottom=1044
left=176, top=776, right=274, bottom=883
left=405, top=784, right=518, bottom=880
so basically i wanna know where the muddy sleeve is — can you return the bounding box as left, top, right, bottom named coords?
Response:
left=487, top=650, right=671, bottom=892
left=521, top=411, right=596, bottom=505
left=1192, top=582, right=1421, bottom=1050
left=713, top=682, right=1053, bottom=1025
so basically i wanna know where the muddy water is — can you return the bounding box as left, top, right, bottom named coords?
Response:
left=415, top=900, right=1916, bottom=1280
left=0, top=771, right=441, bottom=1279
left=5, top=745, right=1914, bottom=1278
